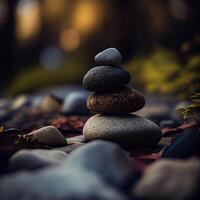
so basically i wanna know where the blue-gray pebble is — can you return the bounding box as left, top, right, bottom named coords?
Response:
left=94, top=48, right=122, bottom=65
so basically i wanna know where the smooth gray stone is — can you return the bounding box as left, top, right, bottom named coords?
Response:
left=9, top=149, right=68, bottom=170
left=28, top=126, right=67, bottom=147
left=94, top=48, right=122, bottom=65
left=64, top=140, right=137, bottom=189
left=133, top=159, right=200, bottom=200
left=0, top=167, right=128, bottom=200
left=62, top=91, right=90, bottom=115
left=83, top=114, right=162, bottom=148
left=83, top=66, right=130, bottom=92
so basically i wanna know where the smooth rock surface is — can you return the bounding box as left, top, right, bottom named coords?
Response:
left=94, top=47, right=122, bottom=65
left=62, top=91, right=90, bottom=115
left=0, top=167, right=128, bottom=200
left=9, top=149, right=68, bottom=170
left=28, top=126, right=67, bottom=147
left=64, top=140, right=137, bottom=189
left=133, top=159, right=200, bottom=200
left=87, top=87, right=145, bottom=114
left=83, top=114, right=162, bottom=148
left=83, top=66, right=130, bottom=92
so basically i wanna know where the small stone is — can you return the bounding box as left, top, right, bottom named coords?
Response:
left=133, top=159, right=200, bottom=200
left=9, top=149, right=68, bottom=170
left=0, top=166, right=128, bottom=200
left=83, top=66, right=130, bottom=92
left=62, top=91, right=90, bottom=115
left=40, top=94, right=62, bottom=112
left=64, top=140, right=138, bottom=189
left=83, top=114, right=162, bottom=148
left=87, top=87, right=145, bottom=114
left=162, top=127, right=200, bottom=159
left=94, top=47, right=122, bottom=65
left=28, top=126, right=67, bottom=147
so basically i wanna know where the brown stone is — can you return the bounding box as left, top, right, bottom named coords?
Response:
left=87, top=87, right=145, bottom=114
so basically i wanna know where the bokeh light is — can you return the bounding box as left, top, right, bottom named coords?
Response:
left=59, top=28, right=80, bottom=52
left=16, top=0, right=41, bottom=42
left=72, top=0, right=104, bottom=34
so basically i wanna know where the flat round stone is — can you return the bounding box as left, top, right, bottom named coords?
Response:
left=83, top=114, right=162, bottom=148
left=94, top=48, right=122, bottom=65
left=87, top=87, right=145, bottom=114
left=83, top=66, right=130, bottom=92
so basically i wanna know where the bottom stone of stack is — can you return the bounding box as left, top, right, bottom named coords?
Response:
left=83, top=114, right=162, bottom=149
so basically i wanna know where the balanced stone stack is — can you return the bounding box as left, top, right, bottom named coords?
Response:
left=83, top=48, right=162, bottom=149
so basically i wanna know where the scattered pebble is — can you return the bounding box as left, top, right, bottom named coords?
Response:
left=62, top=91, right=90, bottom=115
left=40, top=95, right=62, bottom=112
left=28, top=126, right=67, bottom=147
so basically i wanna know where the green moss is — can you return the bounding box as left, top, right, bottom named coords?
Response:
left=7, top=61, right=86, bottom=96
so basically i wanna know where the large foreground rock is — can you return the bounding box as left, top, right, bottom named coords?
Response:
left=0, top=167, right=129, bottom=200
left=83, top=115, right=162, bottom=148
left=9, top=149, right=68, bottom=170
left=133, top=159, right=200, bottom=200
left=64, top=140, right=137, bottom=189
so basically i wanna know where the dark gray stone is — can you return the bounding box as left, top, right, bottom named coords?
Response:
left=62, top=91, right=90, bottom=115
left=133, top=159, right=200, bottom=200
left=64, top=140, right=137, bottom=189
left=0, top=166, right=128, bottom=200
left=162, top=127, right=200, bottom=159
left=94, top=47, right=122, bottom=65
left=28, top=126, right=67, bottom=147
left=9, top=149, right=68, bottom=170
left=83, top=115, right=162, bottom=148
left=83, top=66, right=131, bottom=92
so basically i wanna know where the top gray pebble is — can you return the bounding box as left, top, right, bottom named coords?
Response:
left=94, top=48, right=122, bottom=66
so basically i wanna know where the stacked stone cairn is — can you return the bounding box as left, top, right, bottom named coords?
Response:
left=83, top=48, right=162, bottom=149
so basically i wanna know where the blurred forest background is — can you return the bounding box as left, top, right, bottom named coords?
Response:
left=0, top=0, right=199, bottom=98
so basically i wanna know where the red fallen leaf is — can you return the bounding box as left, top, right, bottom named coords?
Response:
left=129, top=157, right=148, bottom=173
left=129, top=149, right=165, bottom=171
left=51, top=116, right=88, bottom=136
left=162, top=123, right=196, bottom=137
left=162, top=127, right=182, bottom=136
